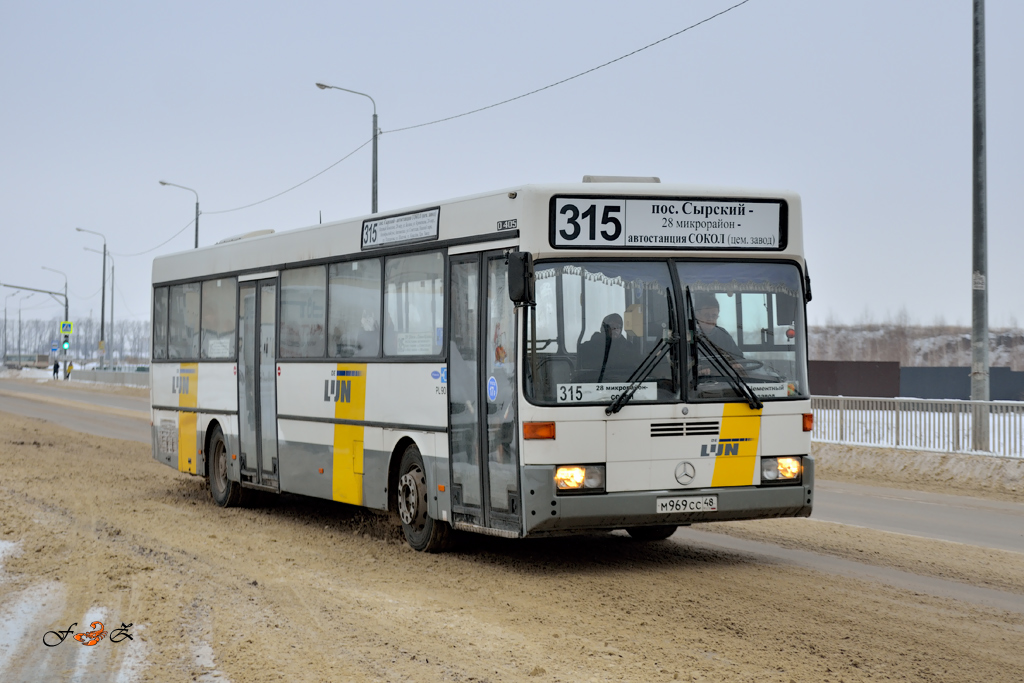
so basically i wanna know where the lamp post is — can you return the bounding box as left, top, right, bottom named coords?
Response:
left=4, top=290, right=20, bottom=364
left=315, top=82, right=379, bottom=214
left=18, top=293, right=34, bottom=367
left=84, top=248, right=114, bottom=367
left=76, top=227, right=107, bottom=369
left=159, top=181, right=200, bottom=248
left=41, top=266, right=69, bottom=376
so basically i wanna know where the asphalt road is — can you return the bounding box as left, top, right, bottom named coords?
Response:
left=2, top=377, right=1023, bottom=556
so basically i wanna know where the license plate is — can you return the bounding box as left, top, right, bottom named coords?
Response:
left=656, top=495, right=718, bottom=514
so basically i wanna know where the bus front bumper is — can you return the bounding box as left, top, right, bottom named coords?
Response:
left=521, top=456, right=814, bottom=536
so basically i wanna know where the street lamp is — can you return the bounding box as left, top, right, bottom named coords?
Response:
left=84, top=248, right=115, bottom=367
left=76, top=227, right=107, bottom=369
left=42, top=266, right=69, bottom=376
left=316, top=82, right=379, bottom=214
left=4, top=290, right=20, bottom=365
left=159, top=180, right=200, bottom=248
left=18, top=293, right=34, bottom=367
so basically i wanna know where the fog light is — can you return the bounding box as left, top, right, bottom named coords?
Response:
left=555, top=466, right=586, bottom=490
left=762, top=459, right=779, bottom=481
left=584, top=466, right=605, bottom=489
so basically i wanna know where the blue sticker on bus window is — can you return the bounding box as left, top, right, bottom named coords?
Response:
left=440, top=368, right=447, bottom=383
left=436, top=327, right=443, bottom=347
left=431, top=370, right=440, bottom=380
left=487, top=376, right=498, bottom=402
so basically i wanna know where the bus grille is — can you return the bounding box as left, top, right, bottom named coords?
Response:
left=650, top=421, right=720, bottom=437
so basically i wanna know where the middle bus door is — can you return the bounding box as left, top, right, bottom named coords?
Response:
left=448, top=252, right=522, bottom=534
left=237, top=278, right=280, bottom=491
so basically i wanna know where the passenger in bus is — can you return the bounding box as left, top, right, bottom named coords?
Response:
left=693, top=292, right=744, bottom=374
left=577, top=313, right=638, bottom=381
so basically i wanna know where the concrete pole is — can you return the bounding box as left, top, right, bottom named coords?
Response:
left=372, top=111, right=378, bottom=214
left=100, top=242, right=107, bottom=370
left=971, top=0, right=989, bottom=450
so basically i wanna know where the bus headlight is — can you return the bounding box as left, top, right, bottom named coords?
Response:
left=554, top=465, right=605, bottom=493
left=761, top=457, right=802, bottom=483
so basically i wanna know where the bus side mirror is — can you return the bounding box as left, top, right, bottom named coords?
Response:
left=507, top=251, right=535, bottom=305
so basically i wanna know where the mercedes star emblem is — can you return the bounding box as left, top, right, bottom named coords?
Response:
left=674, top=461, right=696, bottom=486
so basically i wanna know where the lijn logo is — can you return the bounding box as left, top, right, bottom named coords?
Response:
left=44, top=622, right=133, bottom=647
left=171, top=376, right=190, bottom=394
left=700, top=438, right=753, bottom=457
left=324, top=379, right=351, bottom=403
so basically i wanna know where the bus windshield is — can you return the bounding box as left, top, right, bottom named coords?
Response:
left=525, top=261, right=679, bottom=405
left=678, top=261, right=809, bottom=401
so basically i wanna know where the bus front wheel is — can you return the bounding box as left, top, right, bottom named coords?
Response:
left=625, top=525, right=678, bottom=541
left=397, top=444, right=452, bottom=552
left=209, top=425, right=244, bottom=508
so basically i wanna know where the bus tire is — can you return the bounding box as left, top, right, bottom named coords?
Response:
left=625, top=524, right=677, bottom=541
left=397, top=444, right=451, bottom=552
left=209, top=425, right=244, bottom=508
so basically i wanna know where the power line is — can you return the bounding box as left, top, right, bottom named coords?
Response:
left=204, top=137, right=373, bottom=215
left=111, top=217, right=195, bottom=257
left=387, top=0, right=752, bottom=135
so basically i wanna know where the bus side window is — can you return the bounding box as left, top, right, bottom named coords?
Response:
left=153, top=286, right=169, bottom=360
left=280, top=265, right=327, bottom=358
left=201, top=278, right=237, bottom=359
left=384, top=251, right=444, bottom=357
left=328, top=258, right=382, bottom=358
left=168, top=282, right=201, bottom=360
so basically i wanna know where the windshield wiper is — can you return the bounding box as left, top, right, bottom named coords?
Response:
left=684, top=287, right=763, bottom=410
left=605, top=334, right=678, bottom=415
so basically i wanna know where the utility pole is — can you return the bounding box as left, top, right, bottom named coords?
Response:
left=971, top=0, right=989, bottom=450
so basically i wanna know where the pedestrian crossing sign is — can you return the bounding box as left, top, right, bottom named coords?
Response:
left=60, top=321, right=73, bottom=334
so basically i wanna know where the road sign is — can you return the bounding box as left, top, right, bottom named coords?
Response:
left=60, top=321, right=73, bottom=335
left=98, top=340, right=105, bottom=352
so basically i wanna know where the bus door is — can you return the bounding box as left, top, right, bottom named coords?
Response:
left=237, top=279, right=280, bottom=491
left=448, top=252, right=522, bottom=534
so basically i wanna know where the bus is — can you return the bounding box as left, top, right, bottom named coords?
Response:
left=150, top=178, right=814, bottom=551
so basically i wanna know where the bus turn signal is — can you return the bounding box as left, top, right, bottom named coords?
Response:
left=803, top=413, right=814, bottom=432
left=524, top=422, right=556, bottom=440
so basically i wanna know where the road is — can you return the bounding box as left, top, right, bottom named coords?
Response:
left=3, top=377, right=1021, bottom=555
left=0, top=377, right=1022, bottom=681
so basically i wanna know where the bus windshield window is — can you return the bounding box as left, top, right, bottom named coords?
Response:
left=526, top=261, right=677, bottom=405
left=677, top=261, right=808, bottom=401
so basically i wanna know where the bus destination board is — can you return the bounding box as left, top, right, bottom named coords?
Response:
left=550, top=197, right=784, bottom=250
left=362, top=207, right=440, bottom=250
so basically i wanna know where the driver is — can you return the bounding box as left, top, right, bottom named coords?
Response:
left=693, top=292, right=744, bottom=373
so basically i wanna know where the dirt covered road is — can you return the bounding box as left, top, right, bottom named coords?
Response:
left=2, top=412, right=1024, bottom=682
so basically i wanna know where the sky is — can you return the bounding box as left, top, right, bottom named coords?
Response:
left=1, top=0, right=1021, bottom=331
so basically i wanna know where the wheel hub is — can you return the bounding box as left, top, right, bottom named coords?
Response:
left=398, top=467, right=427, bottom=528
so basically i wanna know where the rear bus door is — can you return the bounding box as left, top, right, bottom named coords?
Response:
left=237, top=278, right=280, bottom=490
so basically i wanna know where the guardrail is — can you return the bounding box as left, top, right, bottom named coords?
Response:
left=811, top=396, right=1024, bottom=458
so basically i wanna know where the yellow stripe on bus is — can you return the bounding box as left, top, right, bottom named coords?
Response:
left=710, top=402, right=761, bottom=487
left=178, top=363, right=198, bottom=474
left=332, top=363, right=367, bottom=504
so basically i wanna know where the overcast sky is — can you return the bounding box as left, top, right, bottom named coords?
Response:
left=1, top=1, right=1021, bottom=331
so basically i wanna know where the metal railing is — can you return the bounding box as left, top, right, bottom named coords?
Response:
left=811, top=396, right=1024, bottom=458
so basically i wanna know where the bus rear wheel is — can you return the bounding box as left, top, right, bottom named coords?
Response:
left=209, top=425, right=244, bottom=508
left=625, top=524, right=678, bottom=541
left=397, top=444, right=452, bottom=552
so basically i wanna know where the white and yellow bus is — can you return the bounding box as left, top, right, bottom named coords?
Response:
left=151, top=178, right=813, bottom=551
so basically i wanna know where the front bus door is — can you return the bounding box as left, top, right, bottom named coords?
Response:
left=237, top=279, right=280, bottom=491
left=448, top=252, right=521, bottom=535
